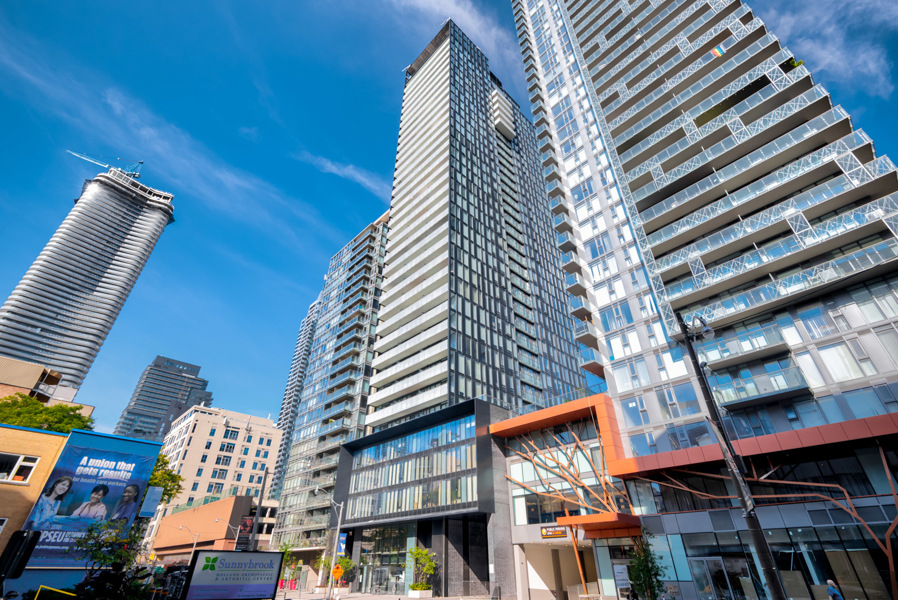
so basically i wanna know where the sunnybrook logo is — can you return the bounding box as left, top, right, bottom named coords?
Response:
left=202, top=557, right=218, bottom=571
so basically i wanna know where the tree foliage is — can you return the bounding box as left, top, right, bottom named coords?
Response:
left=407, top=545, right=437, bottom=591
left=71, top=520, right=150, bottom=600
left=279, top=542, right=300, bottom=580
left=315, top=554, right=357, bottom=584
left=0, top=393, right=94, bottom=432
left=148, top=453, right=184, bottom=503
left=629, top=532, right=667, bottom=600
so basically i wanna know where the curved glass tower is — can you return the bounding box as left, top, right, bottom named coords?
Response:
left=0, top=169, right=174, bottom=399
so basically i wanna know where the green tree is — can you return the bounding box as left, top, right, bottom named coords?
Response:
left=279, top=542, right=300, bottom=580
left=407, top=545, right=437, bottom=591
left=148, top=454, right=183, bottom=503
left=315, top=554, right=357, bottom=584
left=71, top=520, right=150, bottom=600
left=629, top=532, right=667, bottom=600
left=0, top=393, right=93, bottom=432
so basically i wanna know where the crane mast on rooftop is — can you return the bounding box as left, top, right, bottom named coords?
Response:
left=66, top=150, right=143, bottom=179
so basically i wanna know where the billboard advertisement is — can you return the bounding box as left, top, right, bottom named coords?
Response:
left=22, top=430, right=161, bottom=567
left=184, top=550, right=283, bottom=600
left=234, top=516, right=254, bottom=551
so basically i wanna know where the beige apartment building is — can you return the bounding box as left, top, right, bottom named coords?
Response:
left=143, top=405, right=282, bottom=549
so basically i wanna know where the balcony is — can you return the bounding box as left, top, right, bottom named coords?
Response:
left=579, top=348, right=605, bottom=378
left=566, top=272, right=588, bottom=296
left=549, top=195, right=569, bottom=215
left=327, top=369, right=360, bottom=391
left=323, top=384, right=358, bottom=405
left=317, top=434, right=350, bottom=452
left=547, top=179, right=565, bottom=198
left=560, top=251, right=582, bottom=274
left=553, top=213, right=573, bottom=233
left=569, top=295, right=591, bottom=319
left=342, top=289, right=367, bottom=307
left=515, top=317, right=538, bottom=339
left=318, top=418, right=350, bottom=437
left=520, top=370, right=544, bottom=389
left=574, top=321, right=599, bottom=347
left=330, top=355, right=361, bottom=375
left=708, top=366, right=810, bottom=409
left=556, top=231, right=576, bottom=252
left=511, top=288, right=533, bottom=308
left=321, top=401, right=353, bottom=421
left=513, top=301, right=536, bottom=323
left=542, top=149, right=559, bottom=167
left=333, top=327, right=364, bottom=348
left=340, top=302, right=366, bottom=322
left=331, top=342, right=364, bottom=362
left=516, top=334, right=539, bottom=355
left=544, top=164, right=562, bottom=183
left=517, top=351, right=541, bottom=371
left=696, top=324, right=789, bottom=370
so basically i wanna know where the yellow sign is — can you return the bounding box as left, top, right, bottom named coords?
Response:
left=332, top=564, right=344, bottom=579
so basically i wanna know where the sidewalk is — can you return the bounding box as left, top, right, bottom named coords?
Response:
left=274, top=592, right=492, bottom=600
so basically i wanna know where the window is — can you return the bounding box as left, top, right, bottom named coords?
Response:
left=252, top=462, right=258, bottom=470
left=215, top=455, right=232, bottom=466
left=0, top=453, right=39, bottom=483
left=599, top=302, right=634, bottom=332
left=255, top=450, right=261, bottom=458
left=210, top=428, right=217, bottom=436
left=612, top=358, right=651, bottom=392
left=242, top=448, right=249, bottom=456
left=621, top=396, right=649, bottom=427
left=191, top=482, right=198, bottom=491
left=239, top=460, right=246, bottom=469
left=200, top=454, right=207, bottom=463
left=211, top=469, right=228, bottom=480
left=204, top=441, right=212, bottom=450
left=248, top=475, right=255, bottom=484
left=263, top=451, right=269, bottom=458
left=220, top=443, right=235, bottom=453
left=235, top=473, right=242, bottom=482
left=196, top=468, right=203, bottom=477
left=212, top=483, right=223, bottom=494
left=187, top=496, right=194, bottom=505
left=818, top=343, right=864, bottom=382
left=207, top=483, right=214, bottom=493
left=224, top=429, right=239, bottom=440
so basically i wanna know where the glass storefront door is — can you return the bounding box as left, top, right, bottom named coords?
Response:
left=689, top=558, right=736, bottom=600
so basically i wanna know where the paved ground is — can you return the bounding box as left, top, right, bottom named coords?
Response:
left=273, top=593, right=492, bottom=600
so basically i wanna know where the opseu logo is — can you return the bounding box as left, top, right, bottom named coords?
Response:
left=202, top=556, right=218, bottom=571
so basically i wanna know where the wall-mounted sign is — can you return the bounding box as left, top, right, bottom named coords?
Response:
left=184, top=550, right=283, bottom=600
left=614, top=564, right=630, bottom=588
left=540, top=526, right=567, bottom=539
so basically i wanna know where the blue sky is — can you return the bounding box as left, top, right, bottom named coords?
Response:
left=0, top=0, right=895, bottom=433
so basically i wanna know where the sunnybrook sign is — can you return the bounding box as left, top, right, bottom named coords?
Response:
left=185, top=550, right=283, bottom=600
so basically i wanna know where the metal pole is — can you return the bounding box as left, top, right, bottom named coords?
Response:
left=324, top=501, right=344, bottom=600
left=249, top=468, right=269, bottom=552
left=677, top=313, right=787, bottom=600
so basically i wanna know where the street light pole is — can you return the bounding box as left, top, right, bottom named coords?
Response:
left=677, top=312, right=787, bottom=600
left=324, top=500, right=345, bottom=600
left=178, top=525, right=200, bottom=565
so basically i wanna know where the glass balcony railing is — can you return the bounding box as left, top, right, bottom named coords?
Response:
left=510, top=273, right=532, bottom=293
left=330, top=355, right=361, bottom=374
left=556, top=231, right=576, bottom=250
left=516, top=334, right=539, bottom=354
left=569, top=295, right=589, bottom=314
left=695, top=324, right=786, bottom=365
left=549, top=195, right=568, bottom=214
left=333, top=328, right=364, bottom=348
left=573, top=320, right=598, bottom=340
left=651, top=134, right=883, bottom=261
left=688, top=237, right=898, bottom=325
left=513, top=302, right=536, bottom=322
left=515, top=318, right=538, bottom=338
left=517, top=351, right=541, bottom=370
left=642, top=107, right=850, bottom=224
left=520, top=370, right=543, bottom=388
left=511, top=288, right=533, bottom=307
left=331, top=342, right=364, bottom=362
left=321, top=401, right=353, bottom=421
left=328, top=369, right=360, bottom=389
left=708, top=366, right=808, bottom=407
left=665, top=197, right=898, bottom=302
left=323, top=384, right=359, bottom=405
left=566, top=272, right=586, bottom=290
left=319, top=419, right=349, bottom=436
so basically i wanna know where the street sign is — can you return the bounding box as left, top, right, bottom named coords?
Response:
left=331, top=564, right=344, bottom=580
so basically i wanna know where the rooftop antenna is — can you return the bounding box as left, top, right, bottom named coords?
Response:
left=66, top=150, right=143, bottom=179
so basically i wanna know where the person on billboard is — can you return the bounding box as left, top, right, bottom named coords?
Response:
left=25, top=476, right=74, bottom=529
left=110, top=483, right=141, bottom=523
left=71, top=484, right=110, bottom=519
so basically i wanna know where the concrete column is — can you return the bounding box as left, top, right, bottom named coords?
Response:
left=552, top=549, right=565, bottom=600
left=514, top=544, right=531, bottom=600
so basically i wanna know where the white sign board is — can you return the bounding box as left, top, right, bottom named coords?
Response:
left=613, top=564, right=630, bottom=588
left=185, top=550, right=283, bottom=600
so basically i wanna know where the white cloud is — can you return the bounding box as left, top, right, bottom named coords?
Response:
left=239, top=126, right=260, bottom=141
left=0, top=18, right=346, bottom=252
left=754, top=0, right=898, bottom=99
left=294, top=150, right=392, bottom=202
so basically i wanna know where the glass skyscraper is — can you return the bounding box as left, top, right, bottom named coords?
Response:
left=271, top=297, right=321, bottom=498
left=114, top=355, right=213, bottom=441
left=366, top=20, right=586, bottom=433
left=512, top=0, right=898, bottom=458
left=272, top=213, right=389, bottom=559
left=0, top=169, right=174, bottom=400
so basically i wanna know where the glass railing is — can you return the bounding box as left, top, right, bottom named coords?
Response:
left=574, top=320, right=598, bottom=339
left=330, top=355, right=361, bottom=374
left=331, top=342, right=364, bottom=362
left=333, top=328, right=364, bottom=348
left=579, top=347, right=602, bottom=365
left=520, top=370, right=543, bottom=388
left=695, top=324, right=786, bottom=364
left=708, top=366, right=808, bottom=406
left=511, top=288, right=533, bottom=307
left=549, top=195, right=568, bottom=213
left=635, top=86, right=829, bottom=202
left=569, top=295, right=588, bottom=313
left=515, top=318, right=538, bottom=338
left=566, top=272, right=586, bottom=289
left=319, top=419, right=349, bottom=436
left=323, top=384, right=359, bottom=405
left=642, top=107, right=849, bottom=224
left=556, top=231, right=575, bottom=247
left=317, top=435, right=349, bottom=451
left=341, top=289, right=367, bottom=306
left=516, top=334, right=539, bottom=354
left=321, top=401, right=353, bottom=420
left=517, top=351, right=541, bottom=370
left=553, top=213, right=571, bottom=229
left=510, top=273, right=532, bottom=293
left=546, top=179, right=564, bottom=195
left=544, top=164, right=561, bottom=179
left=508, top=260, right=529, bottom=280
left=664, top=197, right=898, bottom=301
left=328, top=369, right=360, bottom=389
left=688, top=237, right=898, bottom=324
left=513, top=302, right=536, bottom=322
left=560, top=251, right=579, bottom=267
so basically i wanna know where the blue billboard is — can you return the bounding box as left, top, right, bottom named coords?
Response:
left=22, top=430, right=161, bottom=567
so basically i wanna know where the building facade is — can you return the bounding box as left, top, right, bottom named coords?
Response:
left=366, top=20, right=585, bottom=433
left=271, top=298, right=322, bottom=498
left=143, top=405, right=282, bottom=550
left=114, top=355, right=213, bottom=442
left=331, top=21, right=588, bottom=597
left=512, top=0, right=898, bottom=461
left=0, top=169, right=174, bottom=400
left=271, top=214, right=389, bottom=560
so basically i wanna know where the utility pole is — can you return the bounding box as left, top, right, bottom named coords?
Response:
left=249, top=468, right=269, bottom=552
left=677, top=312, right=787, bottom=600
left=324, top=501, right=345, bottom=600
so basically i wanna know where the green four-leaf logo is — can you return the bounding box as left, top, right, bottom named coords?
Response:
left=203, top=556, right=218, bottom=571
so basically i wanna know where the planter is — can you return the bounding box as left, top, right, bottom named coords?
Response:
left=409, top=590, right=433, bottom=598
left=314, top=587, right=328, bottom=594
